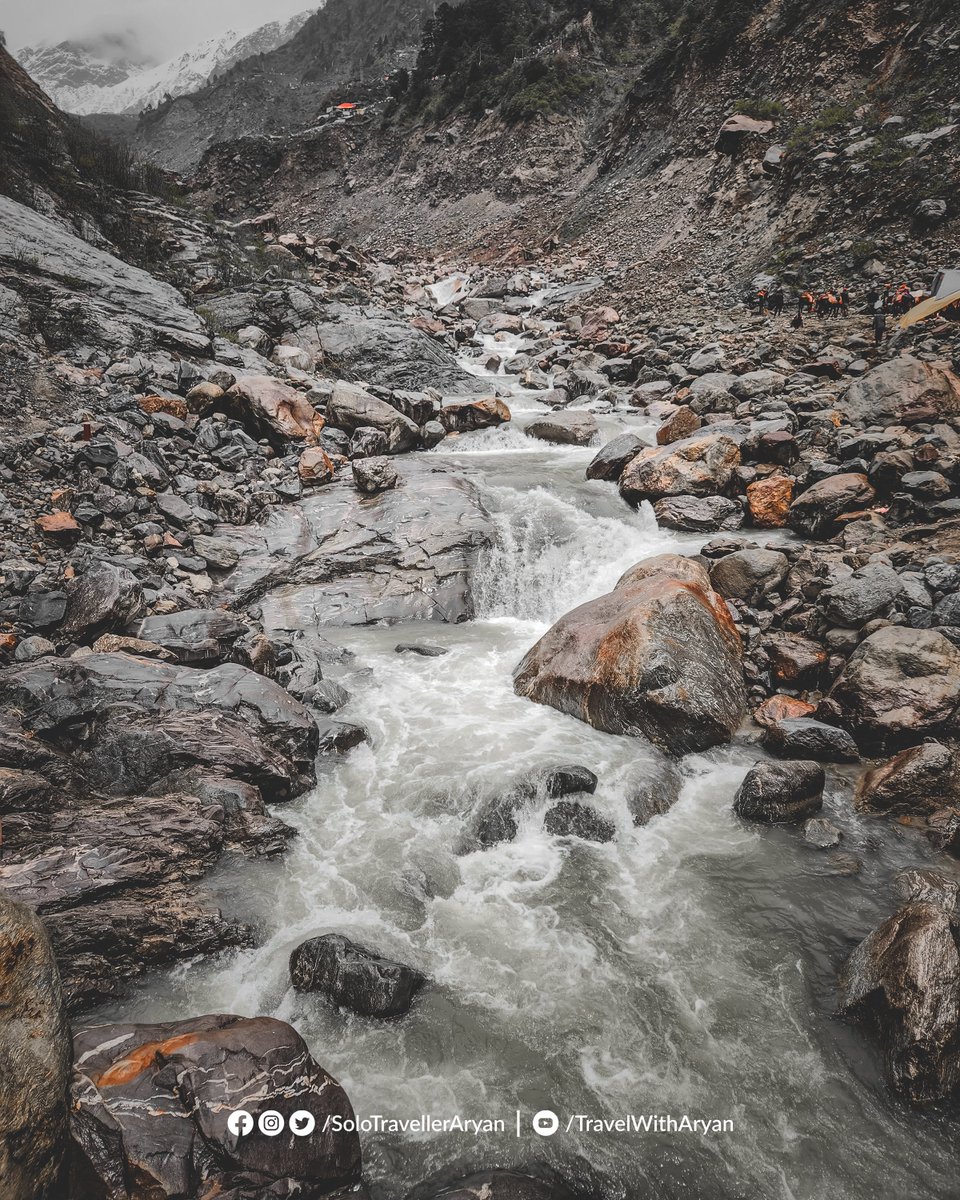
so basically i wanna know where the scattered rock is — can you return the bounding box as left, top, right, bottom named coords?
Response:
left=290, top=933, right=426, bottom=1017
left=734, top=760, right=825, bottom=823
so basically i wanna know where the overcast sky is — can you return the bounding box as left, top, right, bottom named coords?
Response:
left=7, top=1, right=315, bottom=61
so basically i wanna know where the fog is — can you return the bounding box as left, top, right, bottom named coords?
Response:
left=6, top=0, right=315, bottom=62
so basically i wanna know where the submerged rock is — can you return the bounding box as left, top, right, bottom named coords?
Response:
left=70, top=1015, right=361, bottom=1193
left=838, top=903, right=960, bottom=1104
left=526, top=411, right=598, bottom=446
left=514, top=554, right=745, bottom=754
left=543, top=800, right=615, bottom=842
left=290, top=933, right=426, bottom=1017
left=409, top=1170, right=580, bottom=1200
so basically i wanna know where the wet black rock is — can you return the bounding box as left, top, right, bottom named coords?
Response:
left=544, top=800, right=615, bottom=842
left=290, top=933, right=426, bottom=1018
left=838, top=903, right=960, bottom=1105
left=466, top=764, right=597, bottom=849
left=653, top=494, right=743, bottom=532
left=71, top=1014, right=361, bottom=1195
left=586, top=433, right=646, bottom=482
left=57, top=561, right=146, bottom=642
left=395, top=643, right=449, bottom=657
left=762, top=717, right=860, bottom=763
left=734, top=760, right=825, bottom=823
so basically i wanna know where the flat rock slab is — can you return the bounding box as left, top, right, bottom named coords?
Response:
left=216, top=459, right=494, bottom=629
left=0, top=195, right=208, bottom=352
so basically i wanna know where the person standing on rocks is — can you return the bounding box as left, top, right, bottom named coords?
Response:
left=872, top=304, right=888, bottom=348
left=769, top=286, right=785, bottom=316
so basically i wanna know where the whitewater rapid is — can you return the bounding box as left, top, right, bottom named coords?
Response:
left=97, top=333, right=957, bottom=1199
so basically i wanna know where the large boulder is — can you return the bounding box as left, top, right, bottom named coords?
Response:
left=855, top=742, right=957, bottom=815
left=439, top=396, right=511, bottom=433
left=526, top=411, right=598, bottom=446
left=70, top=1015, right=361, bottom=1195
left=513, top=554, right=745, bottom=754
left=57, top=561, right=145, bottom=642
left=788, top=473, right=875, bottom=538
left=325, top=380, right=419, bottom=453
left=827, top=627, right=960, bottom=748
left=619, top=433, right=740, bottom=505
left=585, top=433, right=646, bottom=481
left=837, top=903, right=960, bottom=1104
left=0, top=896, right=72, bottom=1200
left=733, top=760, right=825, bottom=823
left=290, top=934, right=425, bottom=1018
left=844, top=357, right=960, bottom=424
left=0, top=653, right=319, bottom=798
left=224, top=375, right=325, bottom=447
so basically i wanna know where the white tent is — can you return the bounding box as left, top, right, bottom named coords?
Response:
left=899, top=269, right=960, bottom=329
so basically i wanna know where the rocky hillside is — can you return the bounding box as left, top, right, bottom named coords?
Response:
left=185, top=0, right=958, bottom=299
left=127, top=0, right=453, bottom=173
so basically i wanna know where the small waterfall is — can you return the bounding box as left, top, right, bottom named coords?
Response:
left=473, top=483, right=666, bottom=624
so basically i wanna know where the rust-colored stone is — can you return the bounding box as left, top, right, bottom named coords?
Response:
left=35, top=512, right=80, bottom=539
left=747, top=474, right=793, bottom=528
left=139, top=394, right=188, bottom=420
left=753, top=694, right=816, bottom=728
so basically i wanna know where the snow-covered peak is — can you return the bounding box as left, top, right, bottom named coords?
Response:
left=16, top=10, right=316, bottom=116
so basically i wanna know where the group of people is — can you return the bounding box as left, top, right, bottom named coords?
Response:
left=752, top=285, right=854, bottom=320
left=750, top=279, right=936, bottom=346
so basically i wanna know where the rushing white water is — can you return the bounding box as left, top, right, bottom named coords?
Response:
left=97, top=336, right=959, bottom=1200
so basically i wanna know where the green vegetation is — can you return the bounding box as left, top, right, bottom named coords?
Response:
left=733, top=97, right=786, bottom=120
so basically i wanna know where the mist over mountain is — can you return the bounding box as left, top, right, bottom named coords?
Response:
left=15, top=9, right=316, bottom=115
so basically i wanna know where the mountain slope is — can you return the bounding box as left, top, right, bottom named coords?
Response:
left=129, top=0, right=456, bottom=172
left=187, top=0, right=960, bottom=297
left=16, top=10, right=314, bottom=116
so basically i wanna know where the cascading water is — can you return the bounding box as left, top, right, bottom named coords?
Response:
left=94, top=336, right=959, bottom=1200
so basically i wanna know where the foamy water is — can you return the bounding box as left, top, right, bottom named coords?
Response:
left=94, top=329, right=958, bottom=1199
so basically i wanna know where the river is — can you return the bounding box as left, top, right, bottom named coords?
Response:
left=93, top=323, right=957, bottom=1199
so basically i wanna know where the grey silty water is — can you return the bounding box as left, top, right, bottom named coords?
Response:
left=93, top=336, right=958, bottom=1200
